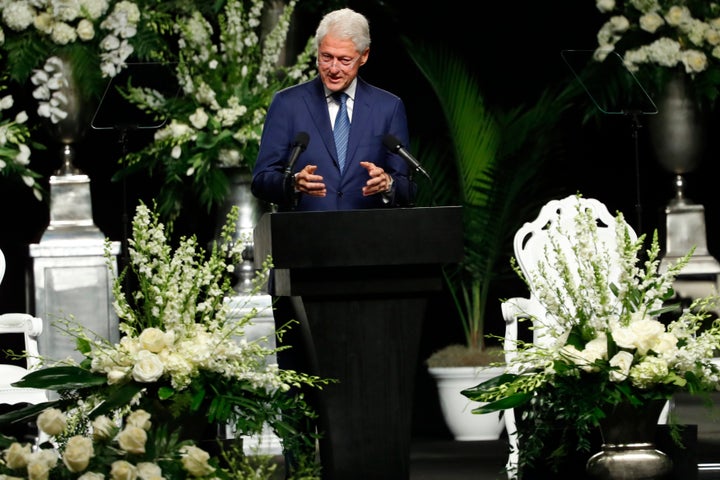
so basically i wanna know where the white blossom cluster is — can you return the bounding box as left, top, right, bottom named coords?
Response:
left=1, top=407, right=217, bottom=479
left=511, top=199, right=720, bottom=394
left=0, top=87, right=42, bottom=200
left=79, top=202, right=290, bottom=395
left=1, top=0, right=139, bottom=122
left=30, top=55, right=70, bottom=123
left=120, top=0, right=316, bottom=220
left=150, top=0, right=312, bottom=169
left=593, top=0, right=720, bottom=74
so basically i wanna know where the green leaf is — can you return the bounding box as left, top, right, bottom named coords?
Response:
left=13, top=366, right=107, bottom=390
left=461, top=372, right=518, bottom=395
left=471, top=392, right=533, bottom=413
left=158, top=385, right=175, bottom=400
left=0, top=400, right=62, bottom=425
left=90, top=383, right=146, bottom=418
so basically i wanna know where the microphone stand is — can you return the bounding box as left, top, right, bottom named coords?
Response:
left=626, top=110, right=643, bottom=234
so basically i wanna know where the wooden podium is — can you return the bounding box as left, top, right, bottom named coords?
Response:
left=254, top=206, right=463, bottom=480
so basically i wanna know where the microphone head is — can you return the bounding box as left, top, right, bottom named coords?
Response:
left=382, top=134, right=402, bottom=153
left=294, top=131, right=310, bottom=150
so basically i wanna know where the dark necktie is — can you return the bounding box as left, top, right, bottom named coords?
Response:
left=333, top=92, right=350, bottom=172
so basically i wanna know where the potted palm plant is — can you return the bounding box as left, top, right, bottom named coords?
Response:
left=405, top=39, right=579, bottom=440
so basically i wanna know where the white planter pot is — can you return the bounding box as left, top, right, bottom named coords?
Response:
left=428, top=365, right=505, bottom=441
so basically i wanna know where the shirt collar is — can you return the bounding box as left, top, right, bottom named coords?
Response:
left=324, top=78, right=357, bottom=102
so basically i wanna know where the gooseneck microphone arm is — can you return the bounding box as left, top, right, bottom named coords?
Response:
left=382, top=134, right=432, bottom=181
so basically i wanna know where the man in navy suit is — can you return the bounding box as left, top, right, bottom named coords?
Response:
left=251, top=8, right=418, bottom=476
left=251, top=8, right=416, bottom=211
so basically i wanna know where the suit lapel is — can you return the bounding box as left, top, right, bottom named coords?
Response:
left=304, top=78, right=340, bottom=169
left=345, top=78, right=371, bottom=174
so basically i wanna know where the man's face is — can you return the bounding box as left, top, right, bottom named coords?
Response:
left=317, top=34, right=368, bottom=92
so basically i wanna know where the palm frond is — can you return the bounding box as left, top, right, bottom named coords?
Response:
left=405, top=37, right=580, bottom=353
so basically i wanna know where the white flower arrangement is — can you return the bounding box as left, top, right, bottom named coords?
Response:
left=463, top=195, right=720, bottom=472
left=1, top=406, right=224, bottom=479
left=0, top=202, right=327, bottom=479
left=592, top=0, right=720, bottom=110
left=117, top=0, right=316, bottom=219
left=0, top=0, right=140, bottom=120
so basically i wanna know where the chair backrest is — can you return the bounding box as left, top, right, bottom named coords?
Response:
left=511, top=194, right=636, bottom=346
left=513, top=195, right=635, bottom=295
left=0, top=313, right=43, bottom=371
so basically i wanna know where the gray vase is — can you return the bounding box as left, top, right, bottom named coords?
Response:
left=648, top=73, right=706, bottom=176
left=586, top=400, right=672, bottom=480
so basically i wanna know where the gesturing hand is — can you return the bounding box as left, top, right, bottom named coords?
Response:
left=294, top=165, right=326, bottom=197
left=360, top=161, right=391, bottom=196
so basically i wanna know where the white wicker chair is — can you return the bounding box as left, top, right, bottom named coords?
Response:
left=500, top=195, right=668, bottom=479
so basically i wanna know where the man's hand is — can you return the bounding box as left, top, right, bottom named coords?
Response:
left=360, top=161, right=392, bottom=196
left=294, top=165, right=326, bottom=197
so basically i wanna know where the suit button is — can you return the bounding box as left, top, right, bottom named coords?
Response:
left=337, top=191, right=343, bottom=197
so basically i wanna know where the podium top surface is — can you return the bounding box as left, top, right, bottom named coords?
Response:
left=253, top=206, right=463, bottom=269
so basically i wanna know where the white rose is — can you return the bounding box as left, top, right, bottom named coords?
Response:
left=609, top=351, right=634, bottom=382
left=136, top=462, right=163, bottom=480
left=665, top=5, right=690, bottom=27
left=180, top=445, right=215, bottom=477
left=110, top=460, right=138, bottom=480
left=28, top=449, right=58, bottom=469
left=595, top=0, right=614, bottom=13
left=117, top=425, right=147, bottom=454
left=629, top=318, right=665, bottom=355
left=682, top=50, right=708, bottom=73
left=78, top=472, right=106, bottom=480
left=37, top=408, right=67, bottom=436
left=76, top=18, right=95, bottom=41
left=652, top=332, right=678, bottom=356
left=5, top=442, right=31, bottom=469
left=639, top=12, right=664, bottom=34
left=27, top=459, right=51, bottom=480
left=126, top=410, right=152, bottom=430
left=0, top=94, right=12, bottom=110
left=107, top=367, right=130, bottom=384
left=138, top=328, right=168, bottom=353
left=189, top=108, right=209, bottom=129
left=132, top=350, right=164, bottom=383
left=92, top=415, right=117, bottom=440
left=62, top=436, right=94, bottom=473
left=33, top=12, right=54, bottom=34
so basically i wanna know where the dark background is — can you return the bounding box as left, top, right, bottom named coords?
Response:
left=2, top=0, right=719, bottom=439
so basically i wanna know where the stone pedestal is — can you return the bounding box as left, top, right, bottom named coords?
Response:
left=28, top=172, right=120, bottom=363
left=660, top=198, right=720, bottom=312
left=226, top=293, right=282, bottom=456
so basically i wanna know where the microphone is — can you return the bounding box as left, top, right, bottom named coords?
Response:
left=285, top=131, right=310, bottom=174
left=382, top=134, right=431, bottom=180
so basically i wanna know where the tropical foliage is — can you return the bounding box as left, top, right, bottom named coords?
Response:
left=406, top=40, right=579, bottom=366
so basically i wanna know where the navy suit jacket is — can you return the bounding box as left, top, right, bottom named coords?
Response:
left=251, top=76, right=416, bottom=211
